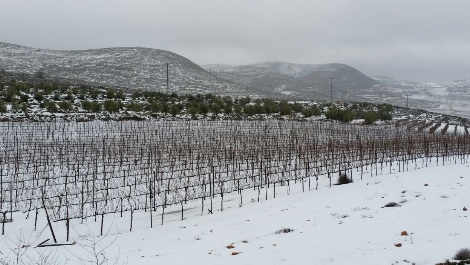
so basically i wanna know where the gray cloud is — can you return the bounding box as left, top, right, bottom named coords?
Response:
left=1, top=0, right=469, bottom=82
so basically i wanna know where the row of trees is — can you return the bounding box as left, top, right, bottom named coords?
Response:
left=0, top=77, right=394, bottom=123
left=325, top=104, right=393, bottom=124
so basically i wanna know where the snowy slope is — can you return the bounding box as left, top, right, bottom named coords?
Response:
left=204, top=62, right=379, bottom=101
left=1, top=159, right=469, bottom=265
left=0, top=42, right=247, bottom=97
left=372, top=76, right=470, bottom=118
left=2, top=42, right=470, bottom=118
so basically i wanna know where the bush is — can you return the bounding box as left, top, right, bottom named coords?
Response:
left=363, top=111, right=379, bottom=125
left=454, top=248, right=470, bottom=261
left=336, top=173, right=352, bottom=185
left=325, top=107, right=355, bottom=122
left=383, top=202, right=400, bottom=207
left=279, top=101, right=292, bottom=116
left=33, top=92, right=44, bottom=102
left=275, top=228, right=294, bottom=234
left=0, top=100, right=6, bottom=113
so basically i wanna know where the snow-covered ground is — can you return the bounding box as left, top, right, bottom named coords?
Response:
left=1, top=158, right=470, bottom=265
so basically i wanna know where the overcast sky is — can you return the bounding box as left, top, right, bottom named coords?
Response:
left=1, top=0, right=469, bottom=82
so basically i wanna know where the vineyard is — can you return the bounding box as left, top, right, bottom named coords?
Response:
left=1, top=120, right=469, bottom=243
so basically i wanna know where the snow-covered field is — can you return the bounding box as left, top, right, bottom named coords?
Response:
left=1, top=158, right=469, bottom=265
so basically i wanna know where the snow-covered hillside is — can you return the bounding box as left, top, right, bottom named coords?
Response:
left=2, top=42, right=470, bottom=118
left=372, top=76, right=470, bottom=118
left=205, top=63, right=470, bottom=118
left=204, top=62, right=379, bottom=101
left=0, top=42, right=246, bottom=97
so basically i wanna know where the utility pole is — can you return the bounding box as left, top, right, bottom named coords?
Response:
left=166, top=63, right=169, bottom=90
left=330, top=77, right=333, bottom=101
left=406, top=94, right=409, bottom=108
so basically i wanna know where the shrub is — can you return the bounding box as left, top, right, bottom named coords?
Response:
left=383, top=202, right=400, bottom=207
left=363, top=111, right=379, bottom=125
left=33, top=92, right=44, bottom=102
left=279, top=101, right=292, bottom=116
left=0, top=100, right=6, bottom=113
left=275, top=228, right=294, bottom=234
left=454, top=248, right=470, bottom=261
left=325, top=107, right=355, bottom=122
left=337, top=173, right=352, bottom=185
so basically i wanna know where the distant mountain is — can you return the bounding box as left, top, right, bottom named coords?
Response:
left=371, top=76, right=470, bottom=118
left=204, top=62, right=379, bottom=101
left=205, top=62, right=470, bottom=118
left=0, top=42, right=247, bottom=96
left=1, top=42, right=470, bottom=118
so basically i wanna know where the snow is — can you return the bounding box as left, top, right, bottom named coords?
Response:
left=1, top=158, right=470, bottom=265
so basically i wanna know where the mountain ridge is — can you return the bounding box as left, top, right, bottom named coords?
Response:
left=0, top=42, right=248, bottom=97
left=1, top=42, right=470, bottom=117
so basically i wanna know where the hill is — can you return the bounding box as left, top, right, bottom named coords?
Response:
left=372, top=76, right=470, bottom=118
left=0, top=42, right=247, bottom=97
left=2, top=42, right=470, bottom=118
left=204, top=62, right=379, bottom=100
left=206, top=62, right=470, bottom=118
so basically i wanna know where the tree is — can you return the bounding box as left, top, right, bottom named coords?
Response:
left=161, top=102, right=170, bottom=113
left=222, top=96, right=233, bottom=105
left=198, top=103, right=209, bottom=116
left=11, top=101, right=21, bottom=113
left=64, top=92, right=74, bottom=102
left=253, top=104, right=264, bottom=115
left=211, top=103, right=221, bottom=116
left=42, top=100, right=58, bottom=113
left=204, top=93, right=215, bottom=102
left=170, top=104, right=180, bottom=117
left=106, top=90, right=115, bottom=99
left=58, top=101, right=73, bottom=112
left=301, top=105, right=321, bottom=117
left=290, top=102, right=304, bottom=113
left=342, top=110, right=355, bottom=122
left=34, top=92, right=44, bottom=102
left=263, top=99, right=279, bottom=114
left=364, top=111, right=379, bottom=125
left=148, top=101, right=161, bottom=114
left=223, top=103, right=233, bottom=115
left=243, top=105, right=255, bottom=116
left=21, top=103, right=29, bottom=115
left=0, top=100, right=7, bottom=113
left=325, top=107, right=354, bottom=122
left=234, top=105, right=242, bottom=116
left=126, top=101, right=144, bottom=112
left=4, top=87, right=19, bottom=103
left=90, top=90, right=99, bottom=99
left=188, top=106, right=198, bottom=118
left=239, top=96, right=251, bottom=105
left=279, top=101, right=292, bottom=116
left=20, top=93, right=29, bottom=103
left=103, top=100, right=120, bottom=113
left=82, top=101, right=102, bottom=113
